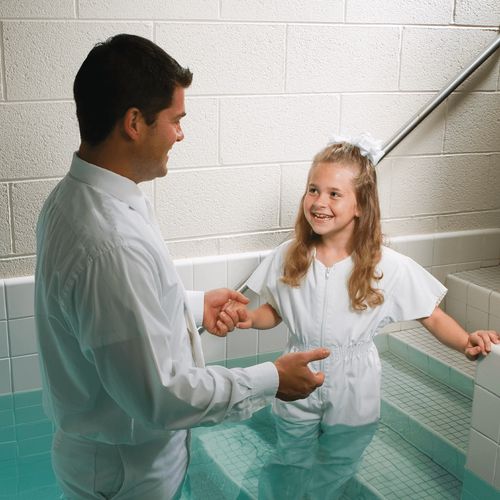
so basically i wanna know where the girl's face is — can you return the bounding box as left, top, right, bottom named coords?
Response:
left=303, top=162, right=359, bottom=244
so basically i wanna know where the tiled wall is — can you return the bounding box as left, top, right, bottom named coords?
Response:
left=0, top=228, right=499, bottom=396
left=462, top=345, right=500, bottom=498
left=0, top=1, right=499, bottom=279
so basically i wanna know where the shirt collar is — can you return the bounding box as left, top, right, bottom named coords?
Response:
left=69, top=153, right=151, bottom=222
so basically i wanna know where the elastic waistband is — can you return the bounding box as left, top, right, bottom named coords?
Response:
left=291, top=341, right=374, bottom=359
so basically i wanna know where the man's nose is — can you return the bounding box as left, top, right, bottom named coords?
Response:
left=176, top=126, right=184, bottom=142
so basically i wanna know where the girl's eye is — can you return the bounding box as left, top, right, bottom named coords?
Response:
left=330, top=191, right=339, bottom=198
left=308, top=187, right=317, bottom=194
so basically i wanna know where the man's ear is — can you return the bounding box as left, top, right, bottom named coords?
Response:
left=122, top=107, right=144, bottom=141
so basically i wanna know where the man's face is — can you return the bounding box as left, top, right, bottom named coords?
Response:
left=137, top=86, right=186, bottom=182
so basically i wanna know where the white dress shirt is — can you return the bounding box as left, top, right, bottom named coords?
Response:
left=35, top=154, right=278, bottom=447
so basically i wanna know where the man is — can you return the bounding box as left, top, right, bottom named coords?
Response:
left=35, top=34, right=330, bottom=499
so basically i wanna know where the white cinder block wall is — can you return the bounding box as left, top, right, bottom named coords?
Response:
left=0, top=0, right=499, bottom=280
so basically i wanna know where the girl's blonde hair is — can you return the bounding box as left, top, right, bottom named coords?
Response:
left=282, top=142, right=384, bottom=311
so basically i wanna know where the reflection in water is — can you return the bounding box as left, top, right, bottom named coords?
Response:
left=258, top=415, right=378, bottom=500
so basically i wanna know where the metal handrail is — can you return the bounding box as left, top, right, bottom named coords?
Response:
left=198, top=34, right=500, bottom=334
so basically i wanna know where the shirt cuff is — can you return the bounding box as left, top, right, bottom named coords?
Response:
left=186, top=290, right=205, bottom=326
left=244, top=361, right=279, bottom=398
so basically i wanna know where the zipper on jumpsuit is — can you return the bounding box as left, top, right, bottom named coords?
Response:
left=319, top=266, right=331, bottom=402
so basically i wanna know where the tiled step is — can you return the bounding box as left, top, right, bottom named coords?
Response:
left=387, top=327, right=476, bottom=397
left=186, top=405, right=462, bottom=500
left=380, top=351, right=470, bottom=480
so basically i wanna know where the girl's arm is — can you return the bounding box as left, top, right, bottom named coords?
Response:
left=419, top=306, right=499, bottom=360
left=222, top=301, right=282, bottom=330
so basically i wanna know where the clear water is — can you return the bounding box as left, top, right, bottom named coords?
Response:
left=0, top=387, right=463, bottom=499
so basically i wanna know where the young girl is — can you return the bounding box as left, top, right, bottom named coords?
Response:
left=222, top=135, right=499, bottom=500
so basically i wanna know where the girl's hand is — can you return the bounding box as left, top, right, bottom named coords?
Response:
left=222, top=300, right=254, bottom=329
left=464, top=330, right=500, bottom=360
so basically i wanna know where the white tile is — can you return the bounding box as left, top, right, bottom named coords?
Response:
left=466, top=429, right=497, bottom=484
left=471, top=386, right=500, bottom=443
left=174, top=259, right=193, bottom=290
left=8, top=317, right=37, bottom=356
left=399, top=320, right=421, bottom=330
left=431, top=265, right=458, bottom=286
left=156, top=23, right=285, bottom=95
left=445, top=275, right=468, bottom=303
left=193, top=257, right=227, bottom=291
left=481, top=231, right=500, bottom=261
left=490, top=292, right=500, bottom=317
left=379, top=322, right=401, bottom=334
left=200, top=332, right=226, bottom=364
left=468, top=283, right=492, bottom=314
left=286, top=25, right=400, bottom=92
left=403, top=235, right=434, bottom=267
left=0, top=321, right=8, bottom=358
left=0, top=358, right=11, bottom=394
left=445, top=298, right=467, bottom=329
left=227, top=254, right=260, bottom=290
left=0, top=281, right=6, bottom=320
left=258, top=322, right=287, bottom=354
left=495, top=447, right=500, bottom=490
left=227, top=329, right=258, bottom=360
left=5, top=276, right=34, bottom=319
left=466, top=305, right=489, bottom=333
left=489, top=314, right=500, bottom=333
left=476, top=344, right=500, bottom=397
left=11, top=354, right=41, bottom=392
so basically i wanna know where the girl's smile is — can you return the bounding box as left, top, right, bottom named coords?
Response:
left=303, top=162, right=359, bottom=243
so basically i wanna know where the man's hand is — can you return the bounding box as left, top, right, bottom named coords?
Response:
left=203, top=289, right=250, bottom=337
left=464, top=330, right=500, bottom=360
left=274, top=348, right=330, bottom=401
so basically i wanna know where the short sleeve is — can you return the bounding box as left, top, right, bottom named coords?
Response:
left=388, top=254, right=447, bottom=322
left=246, top=243, right=289, bottom=316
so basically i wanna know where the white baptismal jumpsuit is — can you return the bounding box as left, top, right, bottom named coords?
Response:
left=247, top=241, right=447, bottom=500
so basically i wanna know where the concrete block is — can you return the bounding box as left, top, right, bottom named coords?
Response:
left=79, top=0, right=219, bottom=19
left=11, top=180, right=59, bottom=255
left=0, top=0, right=74, bottom=18
left=280, top=163, right=309, bottom=228
left=218, top=231, right=292, bottom=255
left=156, top=23, right=285, bottom=95
left=168, top=98, right=218, bottom=168
left=341, top=93, right=445, bottom=156
left=400, top=28, right=498, bottom=91
left=220, top=95, right=340, bottom=164
left=0, top=102, right=78, bottom=180
left=0, top=256, right=36, bottom=279
left=286, top=25, right=400, bottom=92
left=390, top=155, right=500, bottom=218
left=444, top=94, right=500, bottom=153
left=156, top=165, right=280, bottom=239
left=382, top=217, right=437, bottom=237
left=3, top=21, right=152, bottom=100
left=0, top=185, right=11, bottom=255
left=454, top=0, right=500, bottom=26
left=166, top=238, right=219, bottom=260
left=346, top=0, right=452, bottom=24
left=437, top=211, right=500, bottom=233
left=221, top=0, right=343, bottom=21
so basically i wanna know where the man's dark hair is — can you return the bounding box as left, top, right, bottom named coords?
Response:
left=73, top=34, right=193, bottom=146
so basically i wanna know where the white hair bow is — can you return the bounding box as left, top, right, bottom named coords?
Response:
left=329, top=133, right=384, bottom=166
